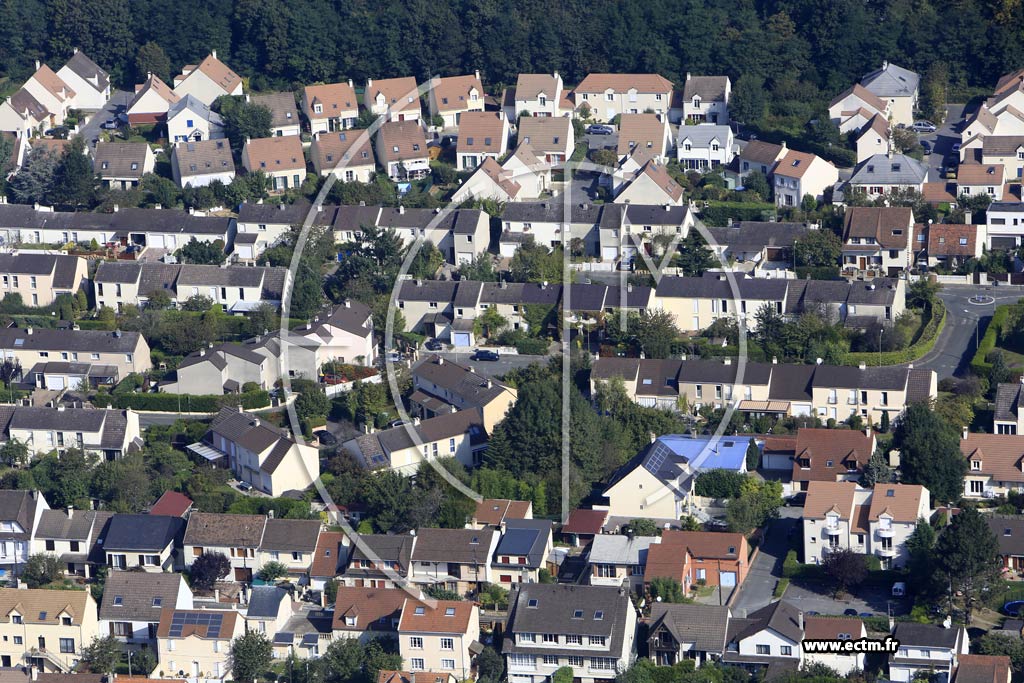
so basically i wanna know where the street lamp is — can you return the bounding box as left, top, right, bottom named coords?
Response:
left=127, top=649, right=135, bottom=677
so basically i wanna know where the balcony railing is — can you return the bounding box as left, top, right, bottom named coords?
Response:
left=876, top=527, right=895, bottom=538
left=875, top=546, right=895, bottom=557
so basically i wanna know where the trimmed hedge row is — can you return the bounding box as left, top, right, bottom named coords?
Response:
left=970, top=303, right=1009, bottom=376
left=700, top=201, right=776, bottom=227
left=110, top=390, right=270, bottom=412
left=842, top=301, right=946, bottom=367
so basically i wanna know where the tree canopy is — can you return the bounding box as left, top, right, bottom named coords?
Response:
left=892, top=402, right=967, bottom=505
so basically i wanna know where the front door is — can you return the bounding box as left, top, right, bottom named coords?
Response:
left=858, top=256, right=866, bottom=269
left=234, top=567, right=253, bottom=582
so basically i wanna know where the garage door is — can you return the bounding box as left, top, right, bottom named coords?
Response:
left=150, top=234, right=166, bottom=248
left=45, top=376, right=66, bottom=391
left=602, top=246, right=619, bottom=261
left=453, top=332, right=472, bottom=348
left=720, top=571, right=737, bottom=587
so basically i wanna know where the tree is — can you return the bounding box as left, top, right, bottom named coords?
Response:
left=678, top=515, right=703, bottom=531
left=0, top=358, right=22, bottom=386
left=257, top=561, right=288, bottom=582
left=745, top=438, right=760, bottom=471
left=919, top=62, right=949, bottom=126
left=177, top=238, right=226, bottom=265
left=742, top=170, right=771, bottom=201
left=216, top=96, right=273, bottom=150
left=474, top=305, right=507, bottom=339
left=135, top=41, right=171, bottom=82
left=730, top=74, right=768, bottom=124
left=182, top=294, right=215, bottom=312
left=695, top=470, right=747, bottom=498
left=190, top=551, right=231, bottom=590
left=861, top=449, right=893, bottom=487
left=907, top=278, right=941, bottom=311
left=0, top=439, right=29, bottom=468
left=625, top=518, right=660, bottom=536
left=424, top=585, right=463, bottom=601
left=553, top=667, right=575, bottom=683
left=8, top=148, right=58, bottom=204
left=990, top=351, right=1012, bottom=387
left=935, top=506, right=1000, bottom=622
left=78, top=635, right=122, bottom=674
left=726, top=479, right=782, bottom=533
left=822, top=548, right=868, bottom=597
left=295, top=383, right=331, bottom=422
left=476, top=646, right=505, bottom=683
left=229, top=631, right=273, bottom=683
left=51, top=137, right=96, bottom=208
left=591, top=149, right=619, bottom=168
left=892, top=402, right=967, bottom=505
left=906, top=518, right=938, bottom=594
left=631, top=310, right=681, bottom=359
left=978, top=633, right=1024, bottom=672
left=675, top=230, right=717, bottom=276
left=648, top=577, right=688, bottom=602
left=794, top=229, right=842, bottom=268
left=458, top=253, right=499, bottom=282
left=21, top=553, right=63, bottom=588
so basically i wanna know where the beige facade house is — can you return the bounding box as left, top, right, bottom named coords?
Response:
left=241, top=136, right=306, bottom=192
left=860, top=61, right=919, bottom=127
left=847, top=153, right=929, bottom=200
left=616, top=113, right=671, bottom=161
left=182, top=512, right=266, bottom=583
left=1, top=405, right=142, bottom=459
left=681, top=73, right=731, bottom=124
left=510, top=72, right=570, bottom=118
left=738, top=140, right=787, bottom=181
left=343, top=410, right=487, bottom=473
left=574, top=73, right=674, bottom=121
left=302, top=81, right=359, bottom=134
left=256, top=518, right=322, bottom=580
left=960, top=432, right=1024, bottom=499
left=0, top=90, right=50, bottom=138
left=410, top=355, right=517, bottom=432
left=310, top=130, right=375, bottom=182
left=449, top=157, right=524, bottom=204
left=841, top=206, right=915, bottom=276
left=155, top=607, right=243, bottom=680
left=93, top=142, right=156, bottom=190
left=32, top=506, right=110, bottom=579
left=516, top=116, right=574, bottom=163
left=55, top=50, right=110, bottom=111
left=399, top=599, right=480, bottom=680
left=0, top=254, right=86, bottom=307
left=375, top=121, right=430, bottom=180
left=615, top=159, right=684, bottom=206
left=957, top=163, right=1005, bottom=200
left=100, top=513, right=184, bottom=572
left=171, top=139, right=236, bottom=189
left=126, top=74, right=180, bottom=126
left=0, top=327, right=151, bottom=378
left=248, top=92, right=300, bottom=137
left=456, top=111, right=510, bottom=170
left=0, top=587, right=98, bottom=671
left=994, top=382, right=1024, bottom=435
left=828, top=83, right=889, bottom=133
left=172, top=51, right=244, bottom=106
left=332, top=586, right=405, bottom=642
left=98, top=571, right=193, bottom=647
left=409, top=528, right=499, bottom=597
left=365, top=77, right=421, bottom=122
left=856, top=114, right=891, bottom=163
left=22, top=63, right=75, bottom=127
left=428, top=72, right=485, bottom=128
left=773, top=149, right=838, bottom=207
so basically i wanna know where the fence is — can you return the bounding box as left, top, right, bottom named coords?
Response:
left=324, top=373, right=382, bottom=397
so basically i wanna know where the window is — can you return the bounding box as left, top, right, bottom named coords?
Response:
left=440, top=637, right=454, bottom=650
left=568, top=656, right=584, bottom=667
left=542, top=633, right=558, bottom=643
left=59, top=638, right=75, bottom=654
left=972, top=460, right=981, bottom=471
left=13, top=637, right=21, bottom=645
left=112, top=622, right=131, bottom=636
left=441, top=659, right=455, bottom=670
left=589, top=636, right=606, bottom=646
left=112, top=596, right=123, bottom=606
left=410, top=659, right=425, bottom=670
left=410, top=637, right=423, bottom=649
left=45, top=540, right=54, bottom=551
left=12, top=615, right=22, bottom=624
left=543, top=655, right=559, bottom=666
left=781, top=646, right=793, bottom=656
left=756, top=645, right=771, bottom=655
left=566, top=635, right=582, bottom=646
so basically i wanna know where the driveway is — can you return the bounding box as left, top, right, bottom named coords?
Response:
left=423, top=351, right=551, bottom=379
left=77, top=89, right=132, bottom=146
left=585, top=131, right=618, bottom=152
left=731, top=516, right=798, bottom=615
left=784, top=581, right=911, bottom=618
left=916, top=103, right=967, bottom=182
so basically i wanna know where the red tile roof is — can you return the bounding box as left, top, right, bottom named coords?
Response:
left=561, top=509, right=607, bottom=535
left=310, top=530, right=347, bottom=578
left=149, top=491, right=193, bottom=517
left=398, top=598, right=474, bottom=634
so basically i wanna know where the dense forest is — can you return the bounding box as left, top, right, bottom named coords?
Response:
left=0, top=0, right=1020, bottom=104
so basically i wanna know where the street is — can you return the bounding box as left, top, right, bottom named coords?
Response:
left=917, top=103, right=967, bottom=183
left=424, top=351, right=551, bottom=378
left=77, top=89, right=131, bottom=145
left=731, top=515, right=797, bottom=615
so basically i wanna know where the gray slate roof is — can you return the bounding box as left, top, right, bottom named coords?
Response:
left=493, top=519, right=552, bottom=569
left=504, top=583, right=632, bottom=658
left=248, top=92, right=299, bottom=129
left=35, top=508, right=100, bottom=541
left=892, top=622, right=962, bottom=649
left=649, top=602, right=730, bottom=654
left=705, top=223, right=810, bottom=252
left=995, top=383, right=1023, bottom=423
left=63, top=51, right=110, bottom=92
left=678, top=124, right=732, bottom=147
left=0, top=490, right=42, bottom=541
left=0, top=327, right=140, bottom=354
left=246, top=585, right=289, bottom=619
left=93, top=142, right=149, bottom=179
left=173, top=139, right=233, bottom=178
left=410, top=527, right=497, bottom=564
left=413, top=355, right=512, bottom=409
left=0, top=205, right=233, bottom=236
left=260, top=519, right=321, bottom=553
left=861, top=62, right=920, bottom=98
left=727, top=600, right=803, bottom=645
left=849, top=154, right=928, bottom=185
left=101, top=513, right=185, bottom=551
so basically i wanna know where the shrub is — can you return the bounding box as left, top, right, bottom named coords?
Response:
left=112, top=390, right=270, bottom=412
left=782, top=549, right=801, bottom=578
left=844, top=301, right=946, bottom=367
left=694, top=470, right=746, bottom=498
left=773, top=578, right=790, bottom=598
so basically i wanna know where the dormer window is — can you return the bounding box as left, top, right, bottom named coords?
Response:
left=313, top=104, right=323, bottom=114
left=971, top=460, right=981, bottom=471
left=891, top=164, right=901, bottom=172
left=867, top=165, right=875, bottom=173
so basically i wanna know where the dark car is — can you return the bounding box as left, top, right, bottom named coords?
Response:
left=843, top=608, right=859, bottom=616
left=587, top=124, right=614, bottom=135
left=859, top=612, right=873, bottom=618
left=920, top=140, right=932, bottom=155
left=471, top=349, right=500, bottom=361
left=425, top=338, right=443, bottom=351
left=314, top=430, right=338, bottom=446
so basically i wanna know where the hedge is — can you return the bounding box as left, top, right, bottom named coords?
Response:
left=773, top=578, right=790, bottom=598
left=970, top=303, right=1009, bottom=376
left=842, top=301, right=946, bottom=367
left=699, top=201, right=776, bottom=226
left=782, top=550, right=801, bottom=578
left=111, top=389, right=270, bottom=412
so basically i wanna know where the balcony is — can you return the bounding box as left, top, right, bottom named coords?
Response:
left=825, top=526, right=841, bottom=536
left=876, top=527, right=895, bottom=538
left=875, top=546, right=895, bottom=557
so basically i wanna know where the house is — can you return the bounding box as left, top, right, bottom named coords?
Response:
left=55, top=50, right=109, bottom=110
left=644, top=531, right=749, bottom=591
left=101, top=513, right=184, bottom=572
left=574, top=73, right=674, bottom=122
left=492, top=520, right=553, bottom=584
left=182, top=512, right=266, bottom=582
left=398, top=599, right=480, bottom=679
left=587, top=534, right=659, bottom=592
left=343, top=411, right=487, bottom=473
left=241, top=136, right=306, bottom=192
left=994, top=382, right=1024, bottom=434
left=856, top=114, right=891, bottom=163
left=738, top=141, right=786, bottom=181
left=32, top=506, right=109, bottom=578
left=0, top=587, right=98, bottom=671
left=428, top=72, right=485, bottom=128
left=970, top=136, right=1024, bottom=180
left=455, top=111, right=509, bottom=170
left=364, top=77, right=421, bottom=123
left=828, top=83, right=890, bottom=133
left=408, top=527, right=499, bottom=596
left=375, top=121, right=429, bottom=180
left=510, top=72, right=569, bottom=118
left=172, top=51, right=244, bottom=106
left=920, top=223, right=983, bottom=270
left=616, top=114, right=671, bottom=161
left=497, top=202, right=601, bottom=257
left=986, top=202, right=1024, bottom=249
left=791, top=427, right=875, bottom=491
left=889, top=622, right=969, bottom=682
left=803, top=616, right=868, bottom=674
left=334, top=206, right=488, bottom=264
left=722, top=600, right=801, bottom=670
left=956, top=164, right=1005, bottom=200
left=677, top=124, right=734, bottom=170
left=249, top=92, right=300, bottom=137
left=410, top=355, right=517, bottom=431
left=341, top=534, right=413, bottom=589
left=309, top=130, right=375, bottom=182
left=0, top=90, right=49, bottom=138
left=986, top=515, right=1024, bottom=572
left=516, top=116, right=574, bottom=164
left=93, top=142, right=156, bottom=190
left=149, top=491, right=193, bottom=517
left=166, top=95, right=224, bottom=143
left=615, top=159, right=684, bottom=206
left=603, top=436, right=748, bottom=520
left=681, top=74, right=730, bottom=124
left=773, top=149, right=838, bottom=207
left=0, top=490, right=47, bottom=577
left=803, top=481, right=931, bottom=569
left=332, top=586, right=405, bottom=642
left=158, top=339, right=275, bottom=395
left=648, top=603, right=729, bottom=667
left=560, top=509, right=609, bottom=547
left=126, top=74, right=180, bottom=126
left=190, top=406, right=320, bottom=497
left=450, top=157, right=525, bottom=204
left=1, top=406, right=142, bottom=460
left=847, top=153, right=929, bottom=199
left=861, top=61, right=919, bottom=127
left=154, top=607, right=243, bottom=680
left=471, top=499, right=533, bottom=529
left=0, top=254, right=86, bottom=308
left=841, top=206, right=915, bottom=276
left=960, top=434, right=1024, bottom=498
left=22, top=63, right=74, bottom=127
left=244, top=585, right=293, bottom=636
left=257, top=518, right=322, bottom=581
left=294, top=299, right=376, bottom=366
left=309, top=530, right=347, bottom=590
left=98, top=572, right=192, bottom=646
left=24, top=361, right=118, bottom=393
left=170, top=139, right=235, bottom=189
left=378, top=671, right=458, bottom=683
left=954, top=655, right=1012, bottom=683
left=502, top=583, right=638, bottom=683
left=704, top=222, right=809, bottom=268
left=93, top=262, right=288, bottom=312
left=0, top=326, right=151, bottom=377
left=301, top=81, right=359, bottom=134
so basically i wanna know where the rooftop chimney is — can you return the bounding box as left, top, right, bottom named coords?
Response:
left=344, top=299, right=351, bottom=308
left=211, top=49, right=218, bottom=59
left=66, top=506, right=73, bottom=519
left=437, top=357, right=444, bottom=365
left=268, top=509, right=274, bottom=519
left=486, top=379, right=493, bottom=389
left=26, top=327, right=33, bottom=335
left=962, top=426, right=969, bottom=440
left=412, top=417, right=420, bottom=426
left=798, top=611, right=804, bottom=632
left=34, top=60, right=40, bottom=71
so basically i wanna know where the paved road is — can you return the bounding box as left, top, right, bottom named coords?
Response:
left=77, top=89, right=131, bottom=145
left=784, top=581, right=911, bottom=618
left=917, top=103, right=967, bottom=182
left=584, top=131, right=618, bottom=152
left=421, top=351, right=552, bottom=379
left=909, top=284, right=1024, bottom=379
left=731, top=515, right=798, bottom=615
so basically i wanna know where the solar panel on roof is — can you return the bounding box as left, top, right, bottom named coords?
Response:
left=301, top=633, right=319, bottom=646
left=167, top=611, right=224, bottom=638
left=644, top=440, right=671, bottom=475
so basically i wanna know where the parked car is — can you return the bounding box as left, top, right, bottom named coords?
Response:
left=100, top=119, right=119, bottom=130
left=424, top=338, right=443, bottom=351
left=892, top=582, right=906, bottom=597
left=587, top=124, right=614, bottom=135
left=238, top=481, right=253, bottom=492
left=314, top=430, right=338, bottom=446
left=843, top=608, right=859, bottom=616
left=384, top=351, right=402, bottom=363
left=471, top=349, right=500, bottom=361
left=920, top=140, right=932, bottom=155
left=951, top=142, right=961, bottom=154
left=911, top=120, right=937, bottom=133
left=387, top=419, right=409, bottom=428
